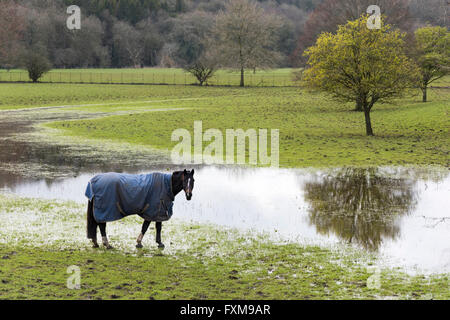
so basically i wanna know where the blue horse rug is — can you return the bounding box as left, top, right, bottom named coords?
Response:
left=85, top=172, right=174, bottom=223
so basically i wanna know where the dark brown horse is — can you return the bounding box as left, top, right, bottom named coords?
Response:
left=86, top=170, right=195, bottom=249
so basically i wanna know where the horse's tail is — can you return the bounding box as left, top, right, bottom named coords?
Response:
left=86, top=200, right=97, bottom=239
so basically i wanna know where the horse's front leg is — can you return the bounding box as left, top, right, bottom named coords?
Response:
left=136, top=220, right=151, bottom=248
left=156, top=222, right=164, bottom=249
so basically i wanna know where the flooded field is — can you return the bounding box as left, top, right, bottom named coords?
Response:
left=1, top=105, right=449, bottom=276
left=1, top=165, right=449, bottom=274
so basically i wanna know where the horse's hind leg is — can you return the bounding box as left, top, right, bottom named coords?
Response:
left=156, top=222, right=164, bottom=249
left=86, top=200, right=99, bottom=248
left=136, top=220, right=151, bottom=249
left=99, top=223, right=112, bottom=249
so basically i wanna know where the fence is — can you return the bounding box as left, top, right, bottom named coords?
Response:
left=0, top=70, right=299, bottom=87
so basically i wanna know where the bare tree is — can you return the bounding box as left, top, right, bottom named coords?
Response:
left=184, top=47, right=217, bottom=86
left=23, top=50, right=52, bottom=82
left=212, top=0, right=282, bottom=87
left=136, top=18, right=164, bottom=67
left=0, top=1, right=25, bottom=69
left=185, top=61, right=216, bottom=86
left=158, top=43, right=177, bottom=68
left=171, top=10, right=216, bottom=65
left=409, top=0, right=449, bottom=28
left=113, top=21, right=144, bottom=68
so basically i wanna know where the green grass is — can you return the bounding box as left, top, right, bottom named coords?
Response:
left=0, top=68, right=298, bottom=87
left=1, top=81, right=448, bottom=167
left=0, top=82, right=238, bottom=110
left=41, top=85, right=450, bottom=168
left=2, top=245, right=448, bottom=300
left=0, top=195, right=448, bottom=300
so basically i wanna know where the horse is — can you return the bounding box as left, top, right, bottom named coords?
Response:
left=86, top=169, right=195, bottom=249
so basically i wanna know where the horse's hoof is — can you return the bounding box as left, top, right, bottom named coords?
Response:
left=92, top=244, right=99, bottom=249
left=104, top=244, right=113, bottom=250
left=157, top=243, right=165, bottom=249
left=136, top=243, right=143, bottom=249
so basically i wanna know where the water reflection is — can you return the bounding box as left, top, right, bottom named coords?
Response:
left=304, top=168, right=418, bottom=251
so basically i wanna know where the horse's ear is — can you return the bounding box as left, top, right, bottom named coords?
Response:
left=191, top=169, right=194, bottom=175
left=184, top=169, right=187, bottom=174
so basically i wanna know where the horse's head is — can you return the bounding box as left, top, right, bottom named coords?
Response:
left=182, top=169, right=195, bottom=201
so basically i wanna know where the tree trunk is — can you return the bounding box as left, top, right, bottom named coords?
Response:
left=364, top=109, right=374, bottom=136
left=240, top=67, right=245, bottom=87
left=422, top=86, right=427, bottom=102
left=355, top=99, right=363, bottom=111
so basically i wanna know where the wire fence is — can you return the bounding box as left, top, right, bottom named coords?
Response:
left=0, top=70, right=299, bottom=87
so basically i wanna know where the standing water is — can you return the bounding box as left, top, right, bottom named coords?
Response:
left=2, top=165, right=449, bottom=274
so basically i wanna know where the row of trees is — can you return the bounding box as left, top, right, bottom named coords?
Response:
left=0, top=0, right=447, bottom=72
left=291, top=0, right=449, bottom=65
left=0, top=0, right=317, bottom=71
left=186, top=0, right=449, bottom=92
